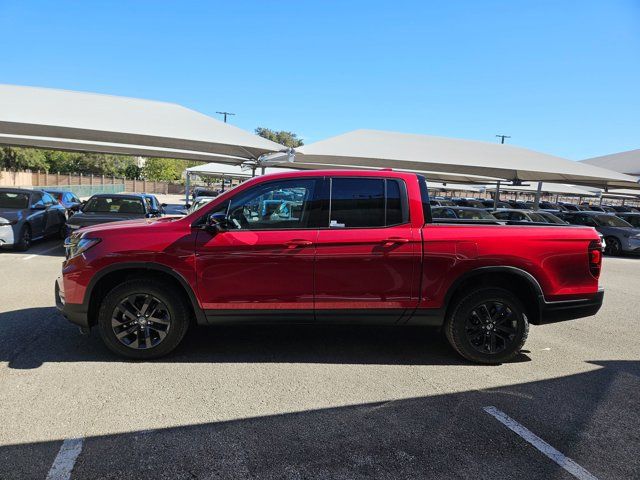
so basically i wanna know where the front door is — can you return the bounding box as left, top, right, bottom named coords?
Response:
left=314, top=177, right=422, bottom=323
left=195, top=177, right=322, bottom=323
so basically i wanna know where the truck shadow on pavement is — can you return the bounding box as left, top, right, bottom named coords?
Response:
left=0, top=360, right=637, bottom=479
left=0, top=307, right=531, bottom=369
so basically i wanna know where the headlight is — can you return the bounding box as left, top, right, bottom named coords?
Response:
left=64, top=237, right=101, bottom=259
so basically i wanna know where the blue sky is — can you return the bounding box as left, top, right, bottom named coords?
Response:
left=1, top=0, right=638, bottom=159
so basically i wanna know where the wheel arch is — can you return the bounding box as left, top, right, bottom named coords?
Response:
left=443, top=266, right=543, bottom=325
left=85, top=263, right=206, bottom=327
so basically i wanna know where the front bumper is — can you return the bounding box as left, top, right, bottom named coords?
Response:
left=0, top=225, right=15, bottom=246
left=55, top=276, right=90, bottom=328
left=537, top=288, right=604, bottom=324
left=623, top=237, right=640, bottom=253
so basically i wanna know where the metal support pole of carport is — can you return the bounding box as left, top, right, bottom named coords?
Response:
left=493, top=181, right=501, bottom=210
left=185, top=171, right=191, bottom=205
left=533, top=181, right=543, bottom=210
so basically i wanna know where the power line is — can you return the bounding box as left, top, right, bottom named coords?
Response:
left=496, top=134, right=511, bottom=144
left=216, top=111, right=235, bottom=123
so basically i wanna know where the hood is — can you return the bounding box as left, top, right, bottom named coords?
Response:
left=72, top=216, right=178, bottom=235
left=67, top=211, right=146, bottom=228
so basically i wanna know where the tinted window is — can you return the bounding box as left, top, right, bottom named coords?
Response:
left=84, top=196, right=145, bottom=214
left=622, top=215, right=640, bottom=228
left=432, top=207, right=457, bottom=219
left=330, top=178, right=384, bottom=228
left=0, top=192, right=30, bottom=209
left=455, top=208, right=495, bottom=220
left=329, top=178, right=407, bottom=228
left=539, top=212, right=566, bottom=224
left=226, top=179, right=318, bottom=230
left=31, top=192, right=44, bottom=207
left=593, top=214, right=632, bottom=228
left=491, top=211, right=510, bottom=220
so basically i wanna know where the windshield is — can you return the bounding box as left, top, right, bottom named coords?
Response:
left=0, top=192, right=30, bottom=209
left=83, top=196, right=145, bottom=214
left=527, top=212, right=547, bottom=222
left=456, top=209, right=495, bottom=220
left=593, top=214, right=632, bottom=228
left=538, top=212, right=566, bottom=224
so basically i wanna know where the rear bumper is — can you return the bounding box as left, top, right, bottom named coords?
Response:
left=55, top=276, right=90, bottom=328
left=537, top=288, right=604, bottom=324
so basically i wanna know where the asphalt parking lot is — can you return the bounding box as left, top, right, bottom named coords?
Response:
left=0, top=239, right=638, bottom=480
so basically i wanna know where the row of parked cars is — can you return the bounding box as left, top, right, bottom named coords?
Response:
left=0, top=187, right=167, bottom=251
left=429, top=197, right=640, bottom=256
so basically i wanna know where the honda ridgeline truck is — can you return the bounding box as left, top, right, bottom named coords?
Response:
left=56, top=170, right=604, bottom=364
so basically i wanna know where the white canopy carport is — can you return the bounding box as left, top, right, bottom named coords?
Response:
left=581, top=149, right=640, bottom=176
left=184, top=162, right=298, bottom=201
left=282, top=129, right=640, bottom=190
left=426, top=182, right=484, bottom=194
left=0, top=84, right=286, bottom=163
left=277, top=162, right=502, bottom=184
left=484, top=183, right=596, bottom=196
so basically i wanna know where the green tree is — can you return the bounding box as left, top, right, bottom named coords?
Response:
left=255, top=128, right=304, bottom=148
left=142, top=158, right=205, bottom=182
left=124, top=164, right=143, bottom=180
left=1, top=146, right=48, bottom=171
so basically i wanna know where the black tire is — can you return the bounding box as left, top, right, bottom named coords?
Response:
left=58, top=222, right=68, bottom=240
left=604, top=237, right=621, bottom=256
left=97, top=279, right=191, bottom=359
left=444, top=287, right=529, bottom=364
left=14, top=224, right=31, bottom=251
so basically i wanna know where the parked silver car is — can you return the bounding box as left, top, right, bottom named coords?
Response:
left=0, top=188, right=67, bottom=251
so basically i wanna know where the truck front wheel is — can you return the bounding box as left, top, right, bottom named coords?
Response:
left=445, top=287, right=529, bottom=364
left=97, top=279, right=191, bottom=359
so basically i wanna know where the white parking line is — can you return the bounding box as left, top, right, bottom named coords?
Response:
left=23, top=245, right=62, bottom=260
left=483, top=406, right=599, bottom=480
left=45, top=437, right=84, bottom=480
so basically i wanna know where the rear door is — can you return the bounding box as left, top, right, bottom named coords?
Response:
left=314, top=176, right=422, bottom=323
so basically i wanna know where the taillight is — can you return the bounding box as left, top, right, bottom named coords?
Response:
left=588, top=240, right=602, bottom=278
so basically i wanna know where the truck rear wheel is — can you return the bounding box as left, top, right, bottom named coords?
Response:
left=97, top=279, right=190, bottom=359
left=445, top=287, right=529, bottom=364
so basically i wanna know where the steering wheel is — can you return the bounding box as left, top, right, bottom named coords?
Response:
left=229, top=207, right=250, bottom=229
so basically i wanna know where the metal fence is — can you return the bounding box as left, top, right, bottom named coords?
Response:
left=28, top=183, right=126, bottom=197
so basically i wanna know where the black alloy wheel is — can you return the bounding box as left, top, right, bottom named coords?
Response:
left=111, top=293, right=171, bottom=349
left=98, top=279, right=190, bottom=359
left=445, top=287, right=529, bottom=364
left=465, top=301, right=517, bottom=355
left=604, top=237, right=622, bottom=256
left=15, top=225, right=31, bottom=251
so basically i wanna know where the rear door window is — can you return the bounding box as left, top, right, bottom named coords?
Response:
left=328, top=178, right=408, bottom=228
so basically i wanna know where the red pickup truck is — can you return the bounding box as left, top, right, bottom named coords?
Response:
left=56, top=170, right=604, bottom=364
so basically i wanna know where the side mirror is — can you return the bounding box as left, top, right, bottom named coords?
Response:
left=205, top=212, right=230, bottom=232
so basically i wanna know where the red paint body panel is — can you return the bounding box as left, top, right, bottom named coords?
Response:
left=59, top=170, right=602, bottom=325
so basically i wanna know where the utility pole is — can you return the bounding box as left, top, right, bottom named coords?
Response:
left=496, top=134, right=511, bottom=144
left=216, top=111, right=235, bottom=123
